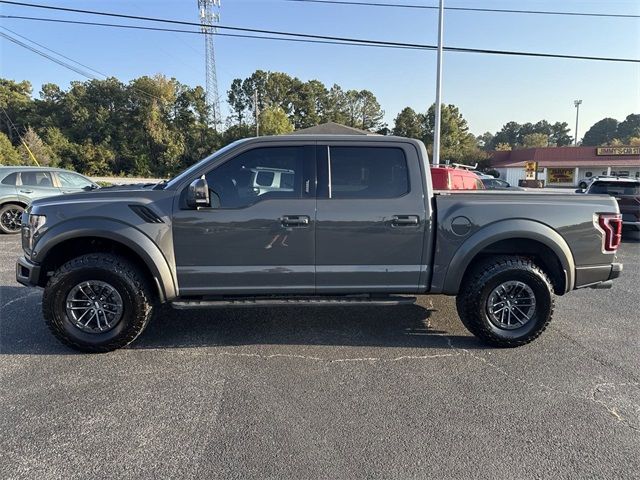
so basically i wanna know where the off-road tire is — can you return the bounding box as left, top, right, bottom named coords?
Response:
left=0, top=203, right=24, bottom=234
left=42, top=253, right=155, bottom=353
left=456, top=256, right=555, bottom=347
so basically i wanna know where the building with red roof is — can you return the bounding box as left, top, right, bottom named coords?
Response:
left=490, top=146, right=640, bottom=187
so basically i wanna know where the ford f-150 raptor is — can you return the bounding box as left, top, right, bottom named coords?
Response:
left=16, top=136, right=623, bottom=352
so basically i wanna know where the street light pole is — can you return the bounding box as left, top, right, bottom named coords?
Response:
left=432, top=0, right=444, bottom=166
left=574, top=99, right=582, bottom=146
left=254, top=89, right=260, bottom=137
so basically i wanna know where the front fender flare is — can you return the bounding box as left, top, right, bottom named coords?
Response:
left=441, top=219, right=575, bottom=295
left=32, top=218, right=177, bottom=302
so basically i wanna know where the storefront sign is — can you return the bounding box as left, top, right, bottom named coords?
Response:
left=524, top=161, right=538, bottom=180
left=547, top=168, right=575, bottom=184
left=596, top=146, right=640, bottom=156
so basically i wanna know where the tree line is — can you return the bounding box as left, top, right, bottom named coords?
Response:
left=1, top=73, right=638, bottom=178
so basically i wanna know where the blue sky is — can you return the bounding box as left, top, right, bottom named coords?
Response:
left=1, top=0, right=639, bottom=138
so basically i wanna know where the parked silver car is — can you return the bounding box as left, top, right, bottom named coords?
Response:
left=0, top=166, right=98, bottom=234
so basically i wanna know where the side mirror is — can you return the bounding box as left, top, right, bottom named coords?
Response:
left=575, top=188, right=585, bottom=194
left=186, top=177, right=210, bottom=208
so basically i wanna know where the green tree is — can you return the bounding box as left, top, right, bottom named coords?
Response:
left=223, top=123, right=254, bottom=144
left=357, top=90, right=384, bottom=131
left=291, top=80, right=327, bottom=129
left=490, top=121, right=521, bottom=149
left=259, top=106, right=294, bottom=135
left=393, top=107, right=423, bottom=138
left=550, top=122, right=572, bottom=146
left=0, top=79, right=33, bottom=142
left=521, top=133, right=549, bottom=148
left=495, top=143, right=512, bottom=151
left=323, top=84, right=349, bottom=125
left=0, top=131, right=21, bottom=165
left=77, top=140, right=114, bottom=175
left=477, top=132, right=494, bottom=150
left=40, top=126, right=78, bottom=169
left=616, top=114, right=640, bottom=143
left=582, top=118, right=619, bottom=146
left=17, top=127, right=54, bottom=166
left=423, top=103, right=479, bottom=163
left=227, top=78, right=248, bottom=124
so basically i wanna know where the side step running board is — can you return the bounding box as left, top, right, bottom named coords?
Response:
left=170, top=296, right=417, bottom=309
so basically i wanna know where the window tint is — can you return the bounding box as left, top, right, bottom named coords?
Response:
left=589, top=181, right=640, bottom=196
left=1, top=172, right=18, bottom=186
left=20, top=171, right=53, bottom=187
left=205, top=146, right=312, bottom=208
left=57, top=171, right=93, bottom=189
left=328, top=147, right=409, bottom=199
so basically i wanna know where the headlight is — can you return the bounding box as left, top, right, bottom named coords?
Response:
left=29, top=214, right=47, bottom=233
left=22, top=214, right=46, bottom=257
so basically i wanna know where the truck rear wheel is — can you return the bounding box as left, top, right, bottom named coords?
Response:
left=42, top=253, right=155, bottom=353
left=456, top=256, right=554, bottom=347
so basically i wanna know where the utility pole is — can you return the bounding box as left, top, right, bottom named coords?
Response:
left=254, top=89, right=259, bottom=137
left=432, top=0, right=445, bottom=166
left=574, top=99, right=582, bottom=146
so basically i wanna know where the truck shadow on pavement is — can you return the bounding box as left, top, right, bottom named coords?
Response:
left=133, top=302, right=486, bottom=352
left=0, top=285, right=486, bottom=354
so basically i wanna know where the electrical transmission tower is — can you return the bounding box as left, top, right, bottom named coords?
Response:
left=198, top=0, right=222, bottom=129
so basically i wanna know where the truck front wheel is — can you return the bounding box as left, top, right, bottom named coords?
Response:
left=42, top=254, right=155, bottom=353
left=456, top=256, right=554, bottom=347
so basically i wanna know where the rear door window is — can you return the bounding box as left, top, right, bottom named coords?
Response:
left=20, top=171, right=54, bottom=187
left=1, top=172, right=18, bottom=186
left=328, top=146, right=409, bottom=199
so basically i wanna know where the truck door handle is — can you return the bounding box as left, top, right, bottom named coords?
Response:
left=392, top=215, right=420, bottom=226
left=281, top=215, right=310, bottom=227
left=19, top=190, right=33, bottom=194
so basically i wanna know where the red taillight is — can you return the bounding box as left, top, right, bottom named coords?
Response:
left=598, top=213, right=622, bottom=252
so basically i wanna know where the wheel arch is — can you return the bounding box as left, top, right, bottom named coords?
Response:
left=33, top=219, right=177, bottom=302
left=442, top=219, right=575, bottom=295
left=1, top=200, right=28, bottom=209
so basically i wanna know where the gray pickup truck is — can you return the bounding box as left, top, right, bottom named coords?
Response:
left=16, top=136, right=623, bottom=352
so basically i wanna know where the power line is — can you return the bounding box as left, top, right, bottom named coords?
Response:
left=0, top=29, right=173, bottom=104
left=0, top=25, right=108, bottom=78
left=2, top=14, right=639, bottom=64
left=0, top=31, right=98, bottom=79
left=0, top=16, right=424, bottom=51
left=1, top=0, right=428, bottom=49
left=283, top=0, right=640, bottom=19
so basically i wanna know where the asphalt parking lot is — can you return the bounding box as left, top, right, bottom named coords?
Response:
left=1, top=234, right=638, bottom=479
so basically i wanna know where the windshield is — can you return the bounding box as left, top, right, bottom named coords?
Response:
left=161, top=139, right=248, bottom=189
left=588, top=181, right=640, bottom=196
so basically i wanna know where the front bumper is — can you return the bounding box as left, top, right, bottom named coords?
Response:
left=16, top=256, right=41, bottom=287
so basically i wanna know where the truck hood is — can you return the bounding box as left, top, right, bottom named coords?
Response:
left=31, top=184, right=163, bottom=209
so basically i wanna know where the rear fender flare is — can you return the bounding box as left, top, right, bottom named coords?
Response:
left=442, top=219, right=575, bottom=295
